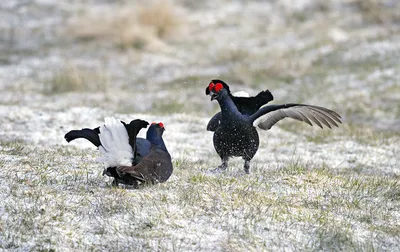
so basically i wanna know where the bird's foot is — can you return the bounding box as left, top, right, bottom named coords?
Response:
left=207, top=159, right=228, bottom=174
left=131, top=180, right=140, bottom=189
left=208, top=167, right=226, bottom=174
left=244, top=160, right=250, bottom=174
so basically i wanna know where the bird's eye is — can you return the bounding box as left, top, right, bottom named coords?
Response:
left=215, top=83, right=223, bottom=92
left=209, top=82, right=215, bottom=91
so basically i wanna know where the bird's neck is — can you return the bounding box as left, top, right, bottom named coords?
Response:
left=217, top=95, right=245, bottom=121
left=146, top=132, right=167, bottom=151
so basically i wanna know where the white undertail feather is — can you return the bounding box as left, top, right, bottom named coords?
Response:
left=97, top=117, right=133, bottom=168
left=232, top=91, right=250, bottom=97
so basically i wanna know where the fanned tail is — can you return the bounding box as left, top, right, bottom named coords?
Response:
left=97, top=117, right=133, bottom=168
left=64, top=128, right=101, bottom=147
left=255, top=90, right=274, bottom=108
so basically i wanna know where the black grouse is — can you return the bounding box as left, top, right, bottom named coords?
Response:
left=205, top=82, right=274, bottom=131
left=65, top=118, right=173, bottom=187
left=116, top=122, right=173, bottom=187
left=206, top=80, right=342, bottom=174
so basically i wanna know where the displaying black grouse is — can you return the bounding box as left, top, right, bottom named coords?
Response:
left=65, top=118, right=173, bottom=187
left=205, top=82, right=274, bottom=131
left=206, top=80, right=342, bottom=174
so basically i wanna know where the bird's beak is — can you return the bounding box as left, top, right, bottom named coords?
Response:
left=209, top=91, right=218, bottom=101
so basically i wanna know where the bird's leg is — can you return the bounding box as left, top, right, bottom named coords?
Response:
left=132, top=180, right=140, bottom=189
left=209, top=157, right=228, bottom=173
left=244, top=160, right=251, bottom=174
left=112, top=178, right=119, bottom=187
left=217, top=157, right=228, bottom=170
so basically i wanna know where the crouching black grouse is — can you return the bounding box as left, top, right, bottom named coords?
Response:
left=64, top=117, right=173, bottom=187
left=206, top=80, right=342, bottom=174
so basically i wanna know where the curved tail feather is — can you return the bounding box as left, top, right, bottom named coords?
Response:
left=255, top=90, right=274, bottom=108
left=64, top=128, right=101, bottom=147
left=123, top=119, right=149, bottom=158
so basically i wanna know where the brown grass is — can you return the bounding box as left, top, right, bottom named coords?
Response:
left=65, top=1, right=182, bottom=50
left=137, top=1, right=182, bottom=39
left=346, top=0, right=400, bottom=24
left=43, top=64, right=109, bottom=94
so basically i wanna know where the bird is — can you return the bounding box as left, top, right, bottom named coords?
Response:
left=205, top=81, right=274, bottom=131
left=206, top=79, right=342, bottom=174
left=115, top=121, right=173, bottom=187
left=64, top=118, right=173, bottom=187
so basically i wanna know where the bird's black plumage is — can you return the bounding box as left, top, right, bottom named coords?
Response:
left=206, top=79, right=273, bottom=131
left=65, top=128, right=101, bottom=147
left=64, top=119, right=173, bottom=187
left=122, top=119, right=151, bottom=163
left=206, top=80, right=342, bottom=174
left=116, top=122, right=173, bottom=186
left=65, top=119, right=149, bottom=185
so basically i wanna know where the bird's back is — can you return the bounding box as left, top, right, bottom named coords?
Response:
left=149, top=146, right=173, bottom=183
left=118, top=145, right=173, bottom=184
left=136, top=138, right=152, bottom=157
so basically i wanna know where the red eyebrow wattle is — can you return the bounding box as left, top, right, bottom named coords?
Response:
left=209, top=82, right=215, bottom=91
left=215, top=83, right=223, bottom=92
left=158, top=122, right=164, bottom=128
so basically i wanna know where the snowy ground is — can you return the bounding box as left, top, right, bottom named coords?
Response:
left=1, top=0, right=399, bottom=251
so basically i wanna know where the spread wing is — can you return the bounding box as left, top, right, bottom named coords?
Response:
left=252, top=104, right=342, bottom=130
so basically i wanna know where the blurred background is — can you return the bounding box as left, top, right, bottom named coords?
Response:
left=0, top=0, right=399, bottom=129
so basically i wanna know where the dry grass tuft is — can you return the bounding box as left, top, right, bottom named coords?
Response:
left=348, top=0, right=400, bottom=24
left=65, top=1, right=183, bottom=50
left=137, top=1, right=182, bottom=39
left=43, top=64, right=109, bottom=94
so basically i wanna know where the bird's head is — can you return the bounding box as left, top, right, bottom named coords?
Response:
left=147, top=122, right=167, bottom=150
left=149, top=122, right=165, bottom=136
left=206, top=80, right=230, bottom=101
